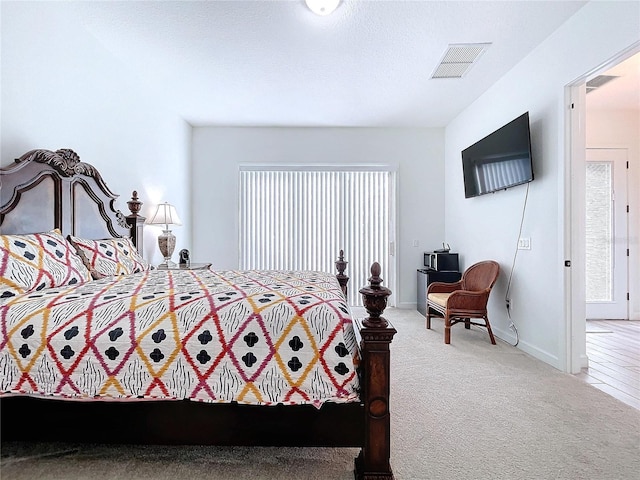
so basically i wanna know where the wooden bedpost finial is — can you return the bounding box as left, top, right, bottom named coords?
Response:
left=354, top=261, right=396, bottom=479
left=127, top=190, right=143, bottom=216
left=359, top=262, right=391, bottom=328
left=335, top=249, right=349, bottom=297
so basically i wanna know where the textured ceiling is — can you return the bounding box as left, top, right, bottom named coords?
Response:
left=67, top=0, right=589, bottom=127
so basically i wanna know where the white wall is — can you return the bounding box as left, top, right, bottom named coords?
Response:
left=0, top=2, right=191, bottom=265
left=5, top=0, right=636, bottom=373
left=191, top=127, right=444, bottom=308
left=586, top=108, right=640, bottom=320
left=444, top=1, right=640, bottom=370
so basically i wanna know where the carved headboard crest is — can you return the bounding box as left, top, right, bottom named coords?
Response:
left=16, top=148, right=104, bottom=184
left=2, top=148, right=145, bottom=252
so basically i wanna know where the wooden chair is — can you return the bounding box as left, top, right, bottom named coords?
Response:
left=426, top=260, right=500, bottom=344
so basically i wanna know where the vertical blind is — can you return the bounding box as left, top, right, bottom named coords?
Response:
left=585, top=162, right=613, bottom=302
left=239, top=168, right=392, bottom=306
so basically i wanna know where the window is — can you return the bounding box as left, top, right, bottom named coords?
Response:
left=239, top=166, right=395, bottom=306
left=585, top=161, right=613, bottom=302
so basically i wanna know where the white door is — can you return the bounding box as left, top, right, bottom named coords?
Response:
left=585, top=148, right=629, bottom=320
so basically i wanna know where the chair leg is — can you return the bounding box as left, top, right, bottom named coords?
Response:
left=444, top=314, right=451, bottom=344
left=465, top=318, right=471, bottom=329
left=484, top=316, right=496, bottom=345
left=426, top=305, right=431, bottom=329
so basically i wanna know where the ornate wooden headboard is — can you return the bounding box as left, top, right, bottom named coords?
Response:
left=0, top=149, right=144, bottom=250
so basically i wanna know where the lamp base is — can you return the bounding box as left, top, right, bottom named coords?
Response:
left=158, top=230, right=176, bottom=266
left=156, top=260, right=177, bottom=270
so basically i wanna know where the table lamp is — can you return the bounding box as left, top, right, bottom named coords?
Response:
left=147, top=202, right=182, bottom=268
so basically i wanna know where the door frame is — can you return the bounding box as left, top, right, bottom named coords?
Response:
left=565, top=43, right=639, bottom=374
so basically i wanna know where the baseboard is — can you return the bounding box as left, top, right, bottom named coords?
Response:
left=492, top=327, right=518, bottom=347
left=493, top=327, right=561, bottom=370
left=397, top=301, right=417, bottom=310
left=580, top=353, right=589, bottom=369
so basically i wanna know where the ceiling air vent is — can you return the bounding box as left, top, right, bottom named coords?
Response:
left=431, top=43, right=491, bottom=79
left=586, top=75, right=619, bottom=94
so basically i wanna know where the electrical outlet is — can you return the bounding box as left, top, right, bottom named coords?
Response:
left=412, top=239, right=419, bottom=247
left=517, top=237, right=531, bottom=250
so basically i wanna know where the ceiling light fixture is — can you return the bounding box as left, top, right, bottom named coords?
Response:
left=305, top=0, right=340, bottom=16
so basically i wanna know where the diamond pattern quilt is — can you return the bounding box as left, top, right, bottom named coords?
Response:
left=0, top=269, right=359, bottom=407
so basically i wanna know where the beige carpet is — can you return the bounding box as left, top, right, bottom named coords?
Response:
left=2, top=308, right=639, bottom=480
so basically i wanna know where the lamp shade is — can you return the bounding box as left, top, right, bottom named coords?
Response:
left=147, top=202, right=182, bottom=228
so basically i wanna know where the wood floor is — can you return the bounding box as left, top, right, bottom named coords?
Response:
left=577, top=320, right=640, bottom=411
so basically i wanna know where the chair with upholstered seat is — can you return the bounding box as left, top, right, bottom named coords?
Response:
left=426, top=260, right=500, bottom=344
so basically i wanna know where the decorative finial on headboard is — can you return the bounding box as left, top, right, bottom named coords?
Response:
left=127, top=191, right=143, bottom=216
left=335, top=249, right=349, bottom=297
left=359, top=262, right=392, bottom=328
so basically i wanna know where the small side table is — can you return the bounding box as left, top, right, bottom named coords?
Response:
left=157, top=262, right=212, bottom=271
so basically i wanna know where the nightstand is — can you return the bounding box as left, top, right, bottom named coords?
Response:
left=157, top=262, right=212, bottom=271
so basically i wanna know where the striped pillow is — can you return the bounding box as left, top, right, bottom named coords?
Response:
left=68, top=235, right=149, bottom=279
left=0, top=229, right=92, bottom=300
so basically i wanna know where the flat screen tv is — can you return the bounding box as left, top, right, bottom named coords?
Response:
left=462, top=112, right=534, bottom=198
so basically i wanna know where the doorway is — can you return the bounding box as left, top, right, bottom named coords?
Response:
left=585, top=148, right=629, bottom=320
left=565, top=45, right=639, bottom=375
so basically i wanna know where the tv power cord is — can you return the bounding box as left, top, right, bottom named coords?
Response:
left=504, top=182, right=529, bottom=347
left=505, top=299, right=520, bottom=347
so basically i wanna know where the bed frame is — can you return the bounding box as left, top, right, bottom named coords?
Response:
left=0, top=149, right=397, bottom=480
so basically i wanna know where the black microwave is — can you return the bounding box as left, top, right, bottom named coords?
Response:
left=424, top=252, right=459, bottom=272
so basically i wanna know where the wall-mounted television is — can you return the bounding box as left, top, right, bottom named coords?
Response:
left=462, top=112, right=534, bottom=198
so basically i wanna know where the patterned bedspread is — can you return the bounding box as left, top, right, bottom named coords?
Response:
left=0, top=269, right=359, bottom=407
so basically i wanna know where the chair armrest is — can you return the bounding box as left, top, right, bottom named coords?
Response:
left=445, top=289, right=490, bottom=309
left=427, top=280, right=463, bottom=294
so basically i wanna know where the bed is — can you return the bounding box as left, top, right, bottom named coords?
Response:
left=0, top=148, right=397, bottom=479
